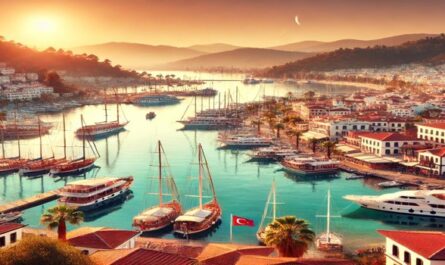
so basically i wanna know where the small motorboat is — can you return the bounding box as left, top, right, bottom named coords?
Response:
left=345, top=175, right=364, bottom=180
left=0, top=211, right=23, bottom=224
left=378, top=180, right=403, bottom=188
left=146, top=112, right=156, bottom=120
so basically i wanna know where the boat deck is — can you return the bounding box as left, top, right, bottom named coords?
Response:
left=0, top=190, right=60, bottom=214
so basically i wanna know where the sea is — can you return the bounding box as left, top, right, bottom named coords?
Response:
left=1, top=71, right=443, bottom=250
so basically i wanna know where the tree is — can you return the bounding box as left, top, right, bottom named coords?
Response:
left=251, top=119, right=262, bottom=134
left=303, top=91, right=315, bottom=100
left=309, top=138, right=318, bottom=153
left=321, top=141, right=336, bottom=159
left=274, top=123, right=285, bottom=138
left=292, top=130, right=302, bottom=150
left=0, top=235, right=93, bottom=265
left=264, top=216, right=315, bottom=257
left=41, top=205, right=84, bottom=241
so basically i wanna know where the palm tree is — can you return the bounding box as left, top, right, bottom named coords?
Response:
left=264, top=216, right=315, bottom=257
left=321, top=141, right=336, bottom=159
left=292, top=130, right=302, bottom=150
left=40, top=205, right=84, bottom=241
left=251, top=119, right=263, bottom=134
left=308, top=138, right=318, bottom=153
left=274, top=123, right=285, bottom=138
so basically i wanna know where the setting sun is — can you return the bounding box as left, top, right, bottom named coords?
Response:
left=31, top=16, right=57, bottom=33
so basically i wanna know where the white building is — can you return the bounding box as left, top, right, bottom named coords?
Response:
left=67, top=227, right=140, bottom=255
left=0, top=223, right=25, bottom=248
left=0, top=67, right=15, bottom=75
left=417, top=148, right=445, bottom=176
left=309, top=120, right=370, bottom=141
left=388, top=105, right=416, bottom=118
left=379, top=230, right=445, bottom=265
left=360, top=132, right=423, bottom=156
left=417, top=123, right=445, bottom=144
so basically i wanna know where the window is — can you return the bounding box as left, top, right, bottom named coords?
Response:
left=404, top=251, right=411, bottom=264
left=386, top=142, right=390, bottom=147
left=416, top=258, right=423, bottom=265
left=10, top=232, right=17, bottom=243
left=394, top=142, right=399, bottom=147
left=386, top=149, right=390, bottom=155
left=394, top=149, right=399, bottom=154
left=392, top=245, right=399, bottom=257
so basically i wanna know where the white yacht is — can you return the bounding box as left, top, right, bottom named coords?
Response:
left=280, top=156, right=339, bottom=175
left=222, top=136, right=272, bottom=149
left=344, top=190, right=445, bottom=218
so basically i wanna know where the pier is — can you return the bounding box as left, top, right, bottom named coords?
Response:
left=0, top=190, right=60, bottom=214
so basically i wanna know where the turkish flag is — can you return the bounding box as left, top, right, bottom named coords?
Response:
left=232, top=215, right=254, bottom=227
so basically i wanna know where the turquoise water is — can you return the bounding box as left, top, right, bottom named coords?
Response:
left=1, top=73, right=444, bottom=250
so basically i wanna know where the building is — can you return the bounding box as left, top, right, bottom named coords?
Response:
left=0, top=223, right=26, bottom=248
left=360, top=132, right=424, bottom=156
left=299, top=105, right=328, bottom=120
left=417, top=123, right=445, bottom=144
left=417, top=148, right=445, bottom=176
left=67, top=227, right=140, bottom=254
left=309, top=120, right=370, bottom=141
left=379, top=230, right=445, bottom=265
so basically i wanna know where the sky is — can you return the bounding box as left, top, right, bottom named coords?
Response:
left=1, top=0, right=444, bottom=49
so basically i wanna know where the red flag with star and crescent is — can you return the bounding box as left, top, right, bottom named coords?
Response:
left=232, top=215, right=254, bottom=227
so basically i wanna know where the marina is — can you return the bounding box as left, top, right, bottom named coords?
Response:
left=0, top=72, right=444, bottom=251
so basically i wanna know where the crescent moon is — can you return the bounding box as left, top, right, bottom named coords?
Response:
left=294, top=16, right=301, bottom=25
left=235, top=218, right=246, bottom=225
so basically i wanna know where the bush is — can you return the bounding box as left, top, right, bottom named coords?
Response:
left=0, top=235, right=93, bottom=265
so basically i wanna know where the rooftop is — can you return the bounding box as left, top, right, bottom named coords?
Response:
left=378, top=230, right=445, bottom=260
left=359, top=132, right=419, bottom=141
left=91, top=248, right=196, bottom=265
left=417, top=123, right=445, bottom=130
left=0, top=223, right=26, bottom=235
left=67, top=227, right=140, bottom=250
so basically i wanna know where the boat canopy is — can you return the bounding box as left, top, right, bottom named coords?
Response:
left=175, top=208, right=212, bottom=223
left=141, top=207, right=174, bottom=217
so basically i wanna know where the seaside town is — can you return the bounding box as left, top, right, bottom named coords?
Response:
left=2, top=1, right=445, bottom=265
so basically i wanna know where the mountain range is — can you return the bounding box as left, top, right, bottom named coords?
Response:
left=72, top=33, right=438, bottom=70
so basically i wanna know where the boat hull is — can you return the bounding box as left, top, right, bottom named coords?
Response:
left=63, top=189, right=131, bottom=212
left=76, top=123, right=127, bottom=138
left=282, top=166, right=338, bottom=176
left=49, top=160, right=96, bottom=176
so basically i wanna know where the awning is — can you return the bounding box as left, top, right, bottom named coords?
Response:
left=335, top=144, right=360, bottom=154
left=301, top=131, right=329, bottom=141
left=345, top=152, right=394, bottom=164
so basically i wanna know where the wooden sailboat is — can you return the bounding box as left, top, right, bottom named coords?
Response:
left=50, top=114, right=98, bottom=176
left=174, top=144, right=221, bottom=236
left=76, top=97, right=128, bottom=138
left=18, top=119, right=65, bottom=176
left=132, top=141, right=182, bottom=232
left=0, top=118, right=27, bottom=175
left=257, top=179, right=278, bottom=244
left=316, top=189, right=343, bottom=252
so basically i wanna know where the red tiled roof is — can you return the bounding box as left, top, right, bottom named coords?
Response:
left=418, top=123, right=445, bottom=130
left=68, top=229, right=140, bottom=250
left=378, top=230, right=445, bottom=260
left=0, top=223, right=26, bottom=235
left=360, top=132, right=419, bottom=142
left=425, top=148, right=445, bottom=157
left=113, top=248, right=195, bottom=265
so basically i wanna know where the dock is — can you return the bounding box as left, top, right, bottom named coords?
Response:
left=0, top=190, right=60, bottom=214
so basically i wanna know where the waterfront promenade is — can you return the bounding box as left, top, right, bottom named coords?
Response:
left=0, top=190, right=60, bottom=214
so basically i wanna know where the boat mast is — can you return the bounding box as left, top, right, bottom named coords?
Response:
left=0, top=123, right=5, bottom=159
left=81, top=115, right=86, bottom=160
left=62, top=114, right=67, bottom=159
left=104, top=89, right=108, bottom=122
left=38, top=118, right=43, bottom=159
left=272, top=180, right=276, bottom=220
left=14, top=111, right=20, bottom=158
left=116, top=102, right=120, bottom=124
left=158, top=140, right=163, bottom=206
left=198, top=144, right=203, bottom=209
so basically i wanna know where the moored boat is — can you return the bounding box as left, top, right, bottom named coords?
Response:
left=174, top=144, right=221, bottom=237
left=0, top=211, right=23, bottom=224
left=344, top=189, right=445, bottom=218
left=132, top=94, right=180, bottom=106
left=221, top=136, right=272, bottom=149
left=133, top=141, right=182, bottom=232
left=280, top=156, right=339, bottom=175
left=378, top=180, right=403, bottom=188
left=249, top=147, right=298, bottom=162
left=257, top=180, right=279, bottom=244
left=146, top=112, right=156, bottom=120
left=58, top=176, right=134, bottom=212
left=316, top=189, right=343, bottom=252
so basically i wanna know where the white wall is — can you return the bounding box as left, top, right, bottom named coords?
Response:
left=0, top=228, right=23, bottom=248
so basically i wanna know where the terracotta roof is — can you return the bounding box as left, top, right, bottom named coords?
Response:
left=197, top=243, right=274, bottom=265
left=360, top=132, right=419, bottom=142
left=378, top=230, right=445, bottom=260
left=68, top=228, right=140, bottom=250
left=0, top=223, right=26, bottom=235
left=91, top=248, right=196, bottom=265
left=422, top=148, right=445, bottom=157
left=418, top=123, right=445, bottom=130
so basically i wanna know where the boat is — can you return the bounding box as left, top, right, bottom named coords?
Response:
left=50, top=115, right=98, bottom=176
left=343, top=189, right=445, bottom=218
left=316, top=189, right=343, bottom=252
left=76, top=100, right=128, bottom=138
left=0, top=117, right=52, bottom=140
left=345, top=175, right=365, bottom=180
left=146, top=112, right=156, bottom=120
left=280, top=156, right=339, bottom=175
left=243, top=77, right=260, bottom=85
left=378, top=180, right=403, bottom=188
left=173, top=144, right=221, bottom=237
left=0, top=126, right=27, bottom=175
left=19, top=120, right=65, bottom=176
left=132, top=94, right=181, bottom=106
left=132, top=141, right=182, bottom=232
left=58, top=176, right=134, bottom=212
left=257, top=180, right=279, bottom=244
left=249, top=147, right=298, bottom=162
left=221, top=136, right=272, bottom=149
left=0, top=211, right=22, bottom=224
left=179, top=116, right=242, bottom=130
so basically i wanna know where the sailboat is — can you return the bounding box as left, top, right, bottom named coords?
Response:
left=174, top=144, right=221, bottom=236
left=76, top=98, right=128, bottom=138
left=0, top=122, right=27, bottom=175
left=18, top=119, right=65, bottom=176
left=132, top=141, right=182, bottom=232
left=257, top=180, right=278, bottom=244
left=315, top=189, right=343, bottom=252
left=50, top=114, right=98, bottom=176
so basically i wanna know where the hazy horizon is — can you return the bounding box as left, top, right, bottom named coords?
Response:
left=1, top=0, right=445, bottom=49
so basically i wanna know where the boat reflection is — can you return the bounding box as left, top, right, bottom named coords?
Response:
left=83, top=190, right=134, bottom=222
left=343, top=207, right=445, bottom=230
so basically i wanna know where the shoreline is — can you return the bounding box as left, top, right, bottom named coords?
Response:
left=303, top=79, right=387, bottom=91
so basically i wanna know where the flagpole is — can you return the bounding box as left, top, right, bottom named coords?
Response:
left=230, top=213, right=233, bottom=242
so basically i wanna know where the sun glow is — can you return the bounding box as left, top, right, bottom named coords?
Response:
left=29, top=16, right=57, bottom=33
